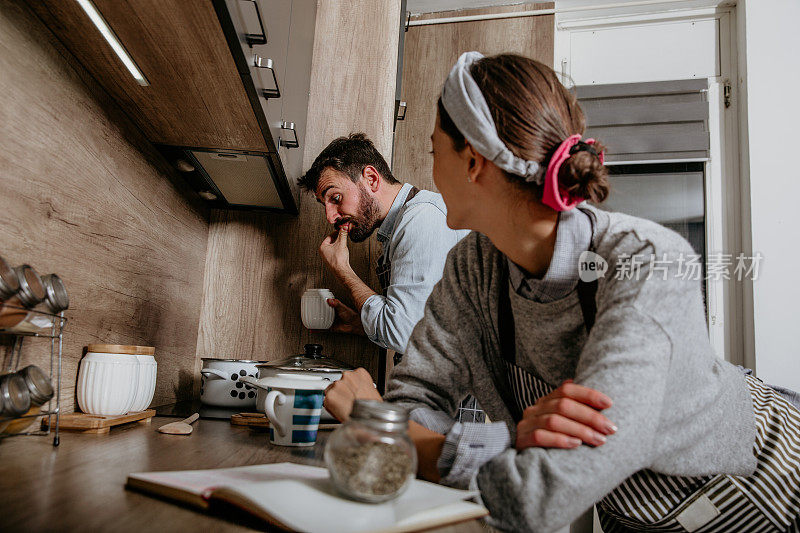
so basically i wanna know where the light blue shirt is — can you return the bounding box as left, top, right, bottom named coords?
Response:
left=507, top=206, right=592, bottom=302
left=361, top=183, right=469, bottom=354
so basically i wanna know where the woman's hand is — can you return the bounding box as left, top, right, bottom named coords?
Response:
left=323, top=368, right=381, bottom=421
left=324, top=370, right=446, bottom=482
left=515, top=380, right=616, bottom=450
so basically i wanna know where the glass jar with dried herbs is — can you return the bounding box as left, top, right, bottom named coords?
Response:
left=325, top=400, right=417, bottom=503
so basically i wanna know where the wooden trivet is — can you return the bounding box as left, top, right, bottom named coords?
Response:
left=42, top=409, right=156, bottom=434
left=231, top=412, right=339, bottom=431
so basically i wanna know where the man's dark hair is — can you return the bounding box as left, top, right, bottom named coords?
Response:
left=297, top=133, right=399, bottom=193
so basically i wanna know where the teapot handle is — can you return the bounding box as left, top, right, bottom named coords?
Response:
left=238, top=375, right=269, bottom=390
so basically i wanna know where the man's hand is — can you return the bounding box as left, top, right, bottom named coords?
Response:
left=319, top=226, right=352, bottom=278
left=515, top=379, right=616, bottom=450
left=326, top=298, right=366, bottom=336
left=323, top=368, right=381, bottom=422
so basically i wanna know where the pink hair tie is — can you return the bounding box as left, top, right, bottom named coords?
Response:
left=542, top=134, right=604, bottom=211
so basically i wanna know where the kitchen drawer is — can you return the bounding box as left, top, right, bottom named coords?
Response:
left=223, top=0, right=315, bottom=199
left=225, top=0, right=292, bottom=155
left=278, top=0, right=317, bottom=202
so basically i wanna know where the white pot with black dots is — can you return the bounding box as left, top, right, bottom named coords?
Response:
left=199, top=358, right=267, bottom=408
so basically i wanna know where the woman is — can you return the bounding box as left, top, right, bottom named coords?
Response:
left=324, top=52, right=800, bottom=532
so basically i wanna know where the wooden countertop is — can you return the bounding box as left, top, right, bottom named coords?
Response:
left=0, top=417, right=486, bottom=532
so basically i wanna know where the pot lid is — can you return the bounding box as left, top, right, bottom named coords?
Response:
left=201, top=358, right=268, bottom=363
left=257, top=344, right=353, bottom=373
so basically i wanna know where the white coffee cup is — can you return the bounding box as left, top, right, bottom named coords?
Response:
left=301, top=289, right=335, bottom=329
left=241, top=374, right=330, bottom=446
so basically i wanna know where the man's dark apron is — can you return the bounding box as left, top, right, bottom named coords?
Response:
left=494, top=257, right=800, bottom=532
left=375, top=186, right=419, bottom=366
left=374, top=186, right=485, bottom=421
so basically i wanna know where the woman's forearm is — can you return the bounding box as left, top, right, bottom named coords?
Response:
left=408, top=420, right=445, bottom=482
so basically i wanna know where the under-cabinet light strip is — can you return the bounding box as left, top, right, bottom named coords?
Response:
left=75, top=0, right=149, bottom=86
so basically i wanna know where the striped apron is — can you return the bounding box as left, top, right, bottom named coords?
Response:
left=497, top=262, right=800, bottom=532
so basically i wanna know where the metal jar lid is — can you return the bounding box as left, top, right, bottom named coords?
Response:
left=0, top=255, right=20, bottom=299
left=0, top=373, right=31, bottom=417
left=41, top=274, right=69, bottom=313
left=12, top=265, right=45, bottom=308
left=256, top=344, right=354, bottom=374
left=350, top=400, right=409, bottom=432
left=18, top=365, right=54, bottom=406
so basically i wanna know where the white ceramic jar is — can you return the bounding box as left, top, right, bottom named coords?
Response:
left=301, top=289, right=335, bottom=329
left=129, top=353, right=157, bottom=412
left=76, top=344, right=156, bottom=416
left=77, top=353, right=138, bottom=416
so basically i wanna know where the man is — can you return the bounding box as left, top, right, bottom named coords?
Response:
left=297, top=132, right=468, bottom=364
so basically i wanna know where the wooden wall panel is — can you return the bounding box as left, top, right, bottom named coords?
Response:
left=0, top=0, right=209, bottom=412
left=195, top=0, right=401, bottom=373
left=393, top=3, right=555, bottom=193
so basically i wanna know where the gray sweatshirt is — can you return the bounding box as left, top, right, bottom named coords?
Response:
left=385, top=204, right=757, bottom=532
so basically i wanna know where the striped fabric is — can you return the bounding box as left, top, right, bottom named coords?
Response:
left=505, top=361, right=559, bottom=410
left=505, top=363, right=800, bottom=532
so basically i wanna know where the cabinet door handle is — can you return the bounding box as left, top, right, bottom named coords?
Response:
left=242, top=0, right=267, bottom=46
left=280, top=122, right=299, bottom=148
left=396, top=101, right=407, bottom=121
left=254, top=55, right=280, bottom=99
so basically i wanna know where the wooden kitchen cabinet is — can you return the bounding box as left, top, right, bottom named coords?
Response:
left=276, top=0, right=316, bottom=206
left=29, top=0, right=316, bottom=213
left=225, top=0, right=317, bottom=206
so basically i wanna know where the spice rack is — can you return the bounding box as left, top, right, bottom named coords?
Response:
left=0, top=305, right=65, bottom=446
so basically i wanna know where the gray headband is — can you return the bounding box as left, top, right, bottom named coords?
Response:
left=440, top=51, right=543, bottom=183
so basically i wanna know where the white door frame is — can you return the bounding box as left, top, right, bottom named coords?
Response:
left=554, top=5, right=747, bottom=365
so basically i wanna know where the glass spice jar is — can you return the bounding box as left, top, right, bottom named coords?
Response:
left=0, top=258, right=45, bottom=329
left=0, top=372, right=31, bottom=418
left=0, top=255, right=24, bottom=330
left=9, top=274, right=70, bottom=334
left=2, top=365, right=53, bottom=435
left=1, top=265, right=49, bottom=333
left=0, top=255, right=20, bottom=297
left=325, top=400, right=417, bottom=503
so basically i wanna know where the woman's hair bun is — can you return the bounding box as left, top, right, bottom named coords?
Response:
left=558, top=140, right=610, bottom=204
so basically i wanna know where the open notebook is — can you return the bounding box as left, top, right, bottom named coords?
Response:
left=126, top=462, right=488, bottom=533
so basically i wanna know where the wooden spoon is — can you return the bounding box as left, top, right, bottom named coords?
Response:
left=157, top=413, right=199, bottom=435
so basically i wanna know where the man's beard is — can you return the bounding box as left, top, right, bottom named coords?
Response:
left=335, top=184, right=382, bottom=243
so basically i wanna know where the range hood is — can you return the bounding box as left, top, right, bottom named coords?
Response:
left=158, top=145, right=292, bottom=212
